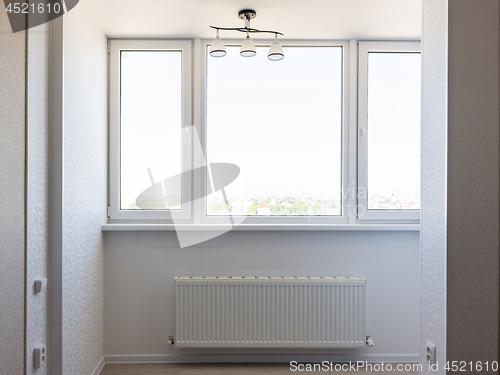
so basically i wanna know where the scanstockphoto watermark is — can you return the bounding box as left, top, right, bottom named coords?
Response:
left=134, top=126, right=245, bottom=248
left=344, top=185, right=368, bottom=217
left=3, top=0, right=80, bottom=33
left=343, top=185, right=373, bottom=217
left=289, top=361, right=425, bottom=372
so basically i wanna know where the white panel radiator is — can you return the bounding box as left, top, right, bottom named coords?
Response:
left=173, top=276, right=366, bottom=348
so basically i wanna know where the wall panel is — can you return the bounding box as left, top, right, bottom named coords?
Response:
left=26, top=20, right=50, bottom=375
left=62, top=4, right=108, bottom=374
left=0, top=8, right=26, bottom=375
left=105, top=231, right=420, bottom=362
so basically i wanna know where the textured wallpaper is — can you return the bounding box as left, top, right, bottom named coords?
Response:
left=0, top=8, right=26, bottom=375
left=62, top=4, right=108, bottom=375
left=421, top=1, right=448, bottom=374
left=26, top=21, right=50, bottom=375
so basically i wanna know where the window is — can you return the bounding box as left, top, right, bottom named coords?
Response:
left=108, top=39, right=420, bottom=226
left=109, top=40, right=192, bottom=221
left=120, top=50, right=182, bottom=210
left=357, top=42, right=421, bottom=222
left=204, top=44, right=346, bottom=222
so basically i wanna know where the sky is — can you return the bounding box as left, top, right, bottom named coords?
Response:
left=206, top=46, right=342, bottom=200
left=118, top=46, right=420, bottom=210
left=120, top=50, right=182, bottom=209
left=367, top=52, right=421, bottom=197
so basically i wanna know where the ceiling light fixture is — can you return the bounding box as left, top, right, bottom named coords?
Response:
left=210, top=9, right=284, bottom=61
left=268, top=34, right=285, bottom=61
left=209, top=29, right=226, bottom=57
left=240, top=30, right=256, bottom=57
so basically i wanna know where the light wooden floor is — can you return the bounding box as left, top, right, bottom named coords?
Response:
left=99, top=363, right=420, bottom=375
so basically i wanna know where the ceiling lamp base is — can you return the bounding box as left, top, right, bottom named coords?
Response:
left=238, top=9, right=256, bottom=20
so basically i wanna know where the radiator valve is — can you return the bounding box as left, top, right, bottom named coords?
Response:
left=366, top=335, right=375, bottom=347
left=168, top=336, right=175, bottom=345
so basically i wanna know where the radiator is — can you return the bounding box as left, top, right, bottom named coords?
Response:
left=173, top=276, right=366, bottom=348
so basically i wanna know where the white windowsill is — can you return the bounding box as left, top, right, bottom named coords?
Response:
left=102, top=223, right=420, bottom=232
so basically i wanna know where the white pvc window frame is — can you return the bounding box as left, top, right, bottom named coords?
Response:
left=108, top=39, right=421, bottom=226
left=198, top=39, right=350, bottom=225
left=357, top=41, right=421, bottom=223
left=109, top=39, right=192, bottom=222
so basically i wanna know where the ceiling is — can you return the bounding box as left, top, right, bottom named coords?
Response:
left=81, top=0, right=422, bottom=40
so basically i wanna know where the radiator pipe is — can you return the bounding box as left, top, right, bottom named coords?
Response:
left=366, top=335, right=375, bottom=347
left=168, top=336, right=175, bottom=345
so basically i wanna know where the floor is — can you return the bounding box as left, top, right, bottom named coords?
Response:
left=99, top=363, right=420, bottom=375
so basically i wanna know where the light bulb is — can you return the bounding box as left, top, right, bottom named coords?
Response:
left=210, top=29, right=226, bottom=57
left=240, top=32, right=256, bottom=57
left=268, top=34, right=284, bottom=61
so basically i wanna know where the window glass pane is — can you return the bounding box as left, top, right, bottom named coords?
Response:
left=206, top=46, right=342, bottom=216
left=367, top=52, right=421, bottom=210
left=120, top=51, right=182, bottom=210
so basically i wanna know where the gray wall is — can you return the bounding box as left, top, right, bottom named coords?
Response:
left=447, top=0, right=499, bottom=369
left=0, top=8, right=26, bottom=375
left=62, top=4, right=108, bottom=374
left=104, top=231, right=420, bottom=362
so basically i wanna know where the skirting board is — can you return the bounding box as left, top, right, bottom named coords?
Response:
left=105, top=353, right=420, bottom=364
left=91, top=356, right=106, bottom=375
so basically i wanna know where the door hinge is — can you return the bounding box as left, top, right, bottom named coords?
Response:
left=107, top=206, right=110, bottom=219
left=107, top=39, right=111, bottom=54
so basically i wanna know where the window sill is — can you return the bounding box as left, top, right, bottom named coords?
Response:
left=102, top=223, right=420, bottom=232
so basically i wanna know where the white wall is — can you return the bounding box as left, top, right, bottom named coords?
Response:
left=105, top=231, right=420, bottom=362
left=26, top=20, right=50, bottom=375
left=420, top=0, right=448, bottom=373
left=0, top=9, right=26, bottom=375
left=62, top=4, right=108, bottom=374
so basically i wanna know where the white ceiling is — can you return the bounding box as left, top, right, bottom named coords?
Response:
left=81, top=0, right=422, bottom=40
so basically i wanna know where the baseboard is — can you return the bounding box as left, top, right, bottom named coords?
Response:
left=105, top=353, right=419, bottom=364
left=90, top=356, right=106, bottom=375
